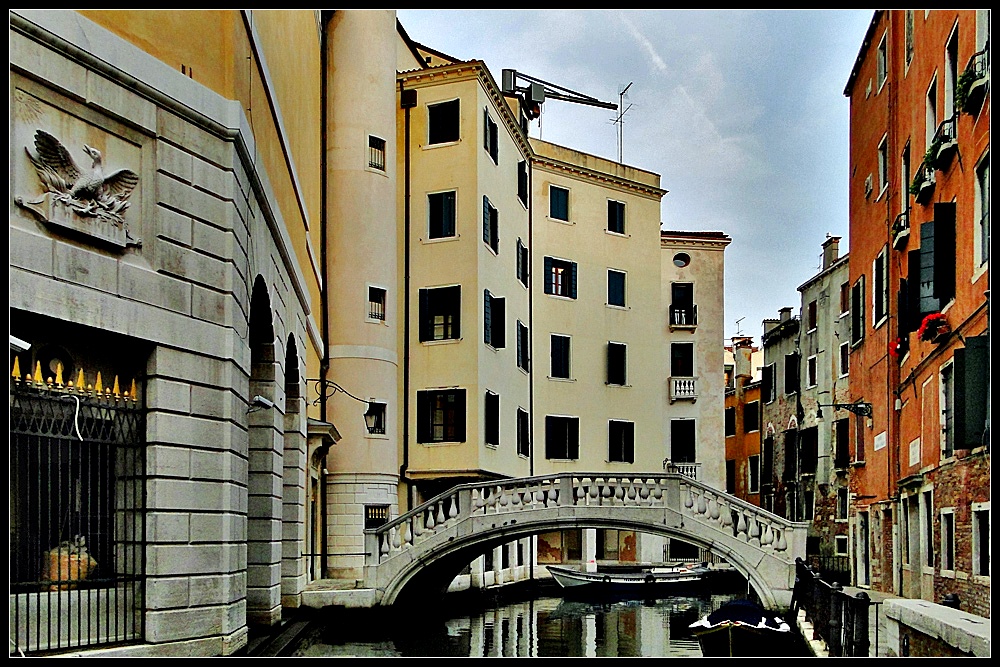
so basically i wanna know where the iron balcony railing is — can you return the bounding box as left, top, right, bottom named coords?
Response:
left=891, top=210, right=910, bottom=250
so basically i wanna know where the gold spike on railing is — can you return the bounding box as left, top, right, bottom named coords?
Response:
left=76, top=369, right=85, bottom=391
left=130, top=379, right=137, bottom=401
left=34, top=361, right=43, bottom=384
left=55, top=361, right=64, bottom=387
left=11, top=356, right=20, bottom=380
left=112, top=375, right=120, bottom=397
left=95, top=371, right=103, bottom=394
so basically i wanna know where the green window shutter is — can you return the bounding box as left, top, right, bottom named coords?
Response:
left=418, top=289, right=430, bottom=342
left=492, top=297, right=505, bottom=348
left=933, top=202, right=956, bottom=305
left=569, top=262, right=578, bottom=299
left=906, top=250, right=922, bottom=332
left=484, top=290, right=492, bottom=345
left=483, top=196, right=490, bottom=245
left=454, top=389, right=467, bottom=442
left=954, top=335, right=989, bottom=449
left=416, top=391, right=429, bottom=442
left=919, top=221, right=937, bottom=315
left=544, top=256, right=553, bottom=294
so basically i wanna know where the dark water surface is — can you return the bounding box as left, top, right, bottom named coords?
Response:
left=289, top=585, right=808, bottom=657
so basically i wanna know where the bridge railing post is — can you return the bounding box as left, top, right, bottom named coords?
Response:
left=364, top=530, right=379, bottom=566
left=828, top=582, right=844, bottom=656
left=559, top=475, right=574, bottom=506
left=848, top=592, right=871, bottom=657
left=458, top=487, right=473, bottom=520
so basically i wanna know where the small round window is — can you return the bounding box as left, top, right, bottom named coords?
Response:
left=673, top=252, right=691, bottom=268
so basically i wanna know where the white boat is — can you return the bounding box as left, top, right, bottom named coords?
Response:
left=546, top=563, right=708, bottom=597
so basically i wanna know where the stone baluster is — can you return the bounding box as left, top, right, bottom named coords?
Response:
left=400, top=519, right=412, bottom=546
left=626, top=481, right=637, bottom=503
left=736, top=511, right=748, bottom=537
left=775, top=528, right=787, bottom=551
left=708, top=496, right=720, bottom=520
left=380, top=531, right=390, bottom=557
left=761, top=523, right=774, bottom=546
left=748, top=517, right=761, bottom=543
left=696, top=491, right=707, bottom=515
left=638, top=480, right=650, bottom=501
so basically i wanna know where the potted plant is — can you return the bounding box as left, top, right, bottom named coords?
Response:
left=955, top=67, right=975, bottom=112
left=916, top=312, right=950, bottom=342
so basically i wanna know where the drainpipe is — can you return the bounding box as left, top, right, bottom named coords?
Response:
left=400, top=82, right=414, bottom=511
left=527, top=129, right=535, bottom=583
left=319, top=9, right=333, bottom=578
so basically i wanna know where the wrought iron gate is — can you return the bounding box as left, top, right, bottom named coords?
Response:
left=9, top=379, right=145, bottom=654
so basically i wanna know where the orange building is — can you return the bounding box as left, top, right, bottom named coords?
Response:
left=843, top=10, right=989, bottom=616
left=724, top=336, right=762, bottom=506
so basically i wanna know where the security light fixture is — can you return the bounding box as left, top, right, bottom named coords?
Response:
left=816, top=401, right=873, bottom=422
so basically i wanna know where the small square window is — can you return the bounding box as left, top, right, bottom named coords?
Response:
left=365, top=402, right=386, bottom=435
left=608, top=420, right=634, bottom=463
left=368, top=135, right=386, bottom=171
left=835, top=535, right=849, bottom=556
left=368, top=286, right=386, bottom=321
left=429, top=99, right=460, bottom=145
left=550, top=185, right=569, bottom=221
left=365, top=504, right=389, bottom=530
left=608, top=270, right=626, bottom=307
left=608, top=200, right=625, bottom=234
left=428, top=191, right=456, bottom=239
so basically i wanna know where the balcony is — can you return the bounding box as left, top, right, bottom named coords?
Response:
left=958, top=45, right=989, bottom=116
left=910, top=162, right=935, bottom=205
left=669, top=304, right=698, bottom=330
left=929, top=116, right=958, bottom=171
left=663, top=460, right=701, bottom=481
left=669, top=376, right=698, bottom=403
left=891, top=210, right=910, bottom=250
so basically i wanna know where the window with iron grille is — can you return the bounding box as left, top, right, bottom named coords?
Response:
left=365, top=505, right=389, bottom=530
left=544, top=256, right=577, bottom=298
left=606, top=342, right=626, bottom=386
left=368, top=286, right=386, bottom=321
left=516, top=408, right=530, bottom=457
left=416, top=389, right=466, bottom=443
left=419, top=285, right=461, bottom=341
left=428, top=99, right=460, bottom=145
left=608, top=420, right=634, bottom=463
left=607, top=200, right=625, bottom=234
left=368, top=135, right=386, bottom=171
left=545, top=415, right=579, bottom=460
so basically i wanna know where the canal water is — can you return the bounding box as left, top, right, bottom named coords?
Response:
left=288, top=583, right=811, bottom=657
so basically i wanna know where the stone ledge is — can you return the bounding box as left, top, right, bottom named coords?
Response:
left=884, top=599, right=991, bottom=657
left=300, top=580, right=377, bottom=609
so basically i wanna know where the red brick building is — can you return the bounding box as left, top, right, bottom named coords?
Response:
left=843, top=10, right=989, bottom=617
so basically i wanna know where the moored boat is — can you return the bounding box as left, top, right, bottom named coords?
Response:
left=688, top=598, right=793, bottom=656
left=546, top=563, right=708, bottom=598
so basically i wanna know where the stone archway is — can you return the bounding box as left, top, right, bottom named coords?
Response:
left=280, top=334, right=308, bottom=607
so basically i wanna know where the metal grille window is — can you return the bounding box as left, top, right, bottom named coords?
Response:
left=365, top=505, right=389, bottom=530
left=368, top=286, right=386, bottom=321
left=10, top=377, right=145, bottom=653
left=368, top=135, right=386, bottom=171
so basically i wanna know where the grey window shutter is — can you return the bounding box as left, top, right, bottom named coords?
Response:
left=416, top=391, right=429, bottom=442
left=483, top=196, right=490, bottom=245
left=454, top=389, right=467, bottom=442
left=484, top=290, right=492, bottom=345
left=451, top=285, right=461, bottom=339
left=954, top=335, right=989, bottom=450
left=919, top=221, right=938, bottom=315
left=933, top=202, right=956, bottom=304
left=418, top=289, right=429, bottom=342
left=544, top=256, right=553, bottom=293
left=907, top=250, right=922, bottom=331
left=493, top=298, right=505, bottom=348
left=569, top=261, right=578, bottom=299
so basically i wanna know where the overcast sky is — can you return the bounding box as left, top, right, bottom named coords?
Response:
left=397, top=9, right=875, bottom=347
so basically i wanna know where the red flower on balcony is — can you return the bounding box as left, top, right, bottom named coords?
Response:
left=917, top=313, right=949, bottom=342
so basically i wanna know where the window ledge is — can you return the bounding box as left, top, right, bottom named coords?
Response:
left=365, top=165, right=389, bottom=178
left=366, top=317, right=389, bottom=326
left=806, top=327, right=817, bottom=334
left=851, top=460, right=866, bottom=468
left=422, top=235, right=461, bottom=244
left=606, top=303, right=628, bottom=310
left=605, top=230, right=629, bottom=238
left=422, top=338, right=462, bottom=346
left=546, top=458, right=579, bottom=462
left=545, top=293, right=577, bottom=301
left=365, top=433, right=390, bottom=441
left=548, top=376, right=576, bottom=383
left=547, top=217, right=574, bottom=226
left=420, top=440, right=464, bottom=447
left=485, top=443, right=499, bottom=450
left=605, top=383, right=632, bottom=388
left=424, top=140, right=461, bottom=150
left=484, top=244, right=499, bottom=256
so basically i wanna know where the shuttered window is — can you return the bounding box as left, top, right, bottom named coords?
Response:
left=516, top=321, right=530, bottom=371
left=549, top=185, right=569, bottom=221
left=428, top=191, right=456, bottom=239
left=419, top=286, right=461, bottom=341
left=516, top=408, right=530, bottom=457
left=545, top=415, right=579, bottom=460
left=416, top=389, right=466, bottom=443
left=483, top=290, right=505, bottom=348
left=428, top=99, right=460, bottom=144
left=608, top=270, right=626, bottom=307
left=516, top=239, right=530, bottom=287
left=608, top=420, right=634, bottom=463
left=483, top=196, right=499, bottom=253
left=544, top=256, right=577, bottom=299
left=607, top=342, right=626, bottom=385
left=551, top=334, right=571, bottom=379
left=483, top=108, right=498, bottom=164
left=484, top=391, right=500, bottom=447
left=608, top=200, right=625, bottom=234
left=851, top=276, right=865, bottom=346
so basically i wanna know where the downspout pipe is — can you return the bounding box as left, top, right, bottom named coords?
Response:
left=319, top=9, right=333, bottom=576
left=400, top=82, right=414, bottom=511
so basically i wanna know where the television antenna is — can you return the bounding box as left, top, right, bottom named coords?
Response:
left=611, top=82, right=633, bottom=164
left=735, top=317, right=745, bottom=336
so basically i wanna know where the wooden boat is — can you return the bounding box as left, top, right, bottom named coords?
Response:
left=545, top=563, right=708, bottom=598
left=688, top=598, right=793, bottom=657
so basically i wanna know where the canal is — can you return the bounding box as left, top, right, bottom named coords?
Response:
left=282, top=581, right=812, bottom=657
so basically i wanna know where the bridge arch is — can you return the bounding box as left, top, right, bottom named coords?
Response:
left=364, top=473, right=808, bottom=612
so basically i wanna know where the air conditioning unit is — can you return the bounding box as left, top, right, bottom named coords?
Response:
left=864, top=174, right=873, bottom=199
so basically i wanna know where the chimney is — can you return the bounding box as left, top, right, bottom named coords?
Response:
left=822, top=235, right=841, bottom=270
left=779, top=306, right=792, bottom=322
left=733, top=336, right=753, bottom=381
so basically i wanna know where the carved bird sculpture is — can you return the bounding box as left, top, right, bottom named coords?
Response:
left=25, top=130, right=139, bottom=213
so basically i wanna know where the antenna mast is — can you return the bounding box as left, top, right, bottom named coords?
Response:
left=612, top=82, right=633, bottom=163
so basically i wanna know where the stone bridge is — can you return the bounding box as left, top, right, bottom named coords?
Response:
left=363, top=472, right=809, bottom=612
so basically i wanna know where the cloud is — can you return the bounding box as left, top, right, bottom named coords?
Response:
left=619, top=14, right=669, bottom=73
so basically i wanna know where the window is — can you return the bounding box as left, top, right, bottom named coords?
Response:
left=545, top=415, right=579, bottom=460
left=428, top=99, right=460, bottom=145
left=944, top=26, right=958, bottom=120
left=368, top=286, right=386, bottom=321
left=517, top=161, right=528, bottom=207
left=905, top=10, right=914, bottom=67
left=419, top=286, right=461, bottom=341
left=901, top=143, right=912, bottom=215
left=516, top=239, right=530, bottom=287
left=972, top=504, right=990, bottom=577
left=837, top=488, right=848, bottom=520
left=416, top=389, right=466, bottom=443
left=543, top=257, right=577, bottom=299
left=782, top=429, right=798, bottom=481
left=807, top=300, right=817, bottom=332
left=483, top=290, right=505, bottom=348
left=608, top=270, right=626, bottom=307
left=839, top=342, right=850, bottom=377
left=799, top=427, right=818, bottom=475
left=365, top=402, right=386, bottom=435
left=606, top=342, right=626, bottom=386
left=744, top=401, right=760, bottom=433
left=364, top=505, right=389, bottom=530
left=851, top=276, right=866, bottom=346
left=941, top=508, right=955, bottom=572
left=670, top=419, right=696, bottom=463
left=926, top=77, right=938, bottom=149
left=878, top=135, right=889, bottom=194
left=835, top=535, right=849, bottom=556
left=840, top=282, right=850, bottom=316
left=762, top=435, right=774, bottom=485
left=608, top=420, right=634, bottom=463
left=917, top=205, right=957, bottom=317
left=940, top=361, right=955, bottom=458
left=549, top=185, right=569, bottom=221
left=835, top=418, right=850, bottom=469
left=672, top=252, right=691, bottom=268
left=877, top=32, right=887, bottom=90
left=368, top=135, right=386, bottom=171
left=725, top=460, right=736, bottom=494
left=724, top=407, right=736, bottom=437
left=516, top=408, right=530, bottom=457
left=748, top=455, right=760, bottom=493
left=873, top=246, right=888, bottom=326
left=484, top=391, right=500, bottom=448
left=550, top=334, right=571, bottom=379
left=761, top=363, right=776, bottom=403
left=784, top=352, right=800, bottom=394
left=922, top=489, right=935, bottom=568
left=516, top=321, right=530, bottom=372
left=670, top=282, right=696, bottom=326
left=976, top=155, right=990, bottom=267
left=670, top=342, right=694, bottom=377
left=428, top=191, right=456, bottom=239
left=483, top=196, right=499, bottom=253
left=483, top=107, right=498, bottom=164
left=806, top=355, right=817, bottom=388
left=607, top=200, right=625, bottom=234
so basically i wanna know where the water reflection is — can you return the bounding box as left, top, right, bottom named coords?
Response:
left=292, top=592, right=744, bottom=657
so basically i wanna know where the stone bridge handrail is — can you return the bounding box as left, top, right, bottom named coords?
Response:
left=365, top=472, right=806, bottom=567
